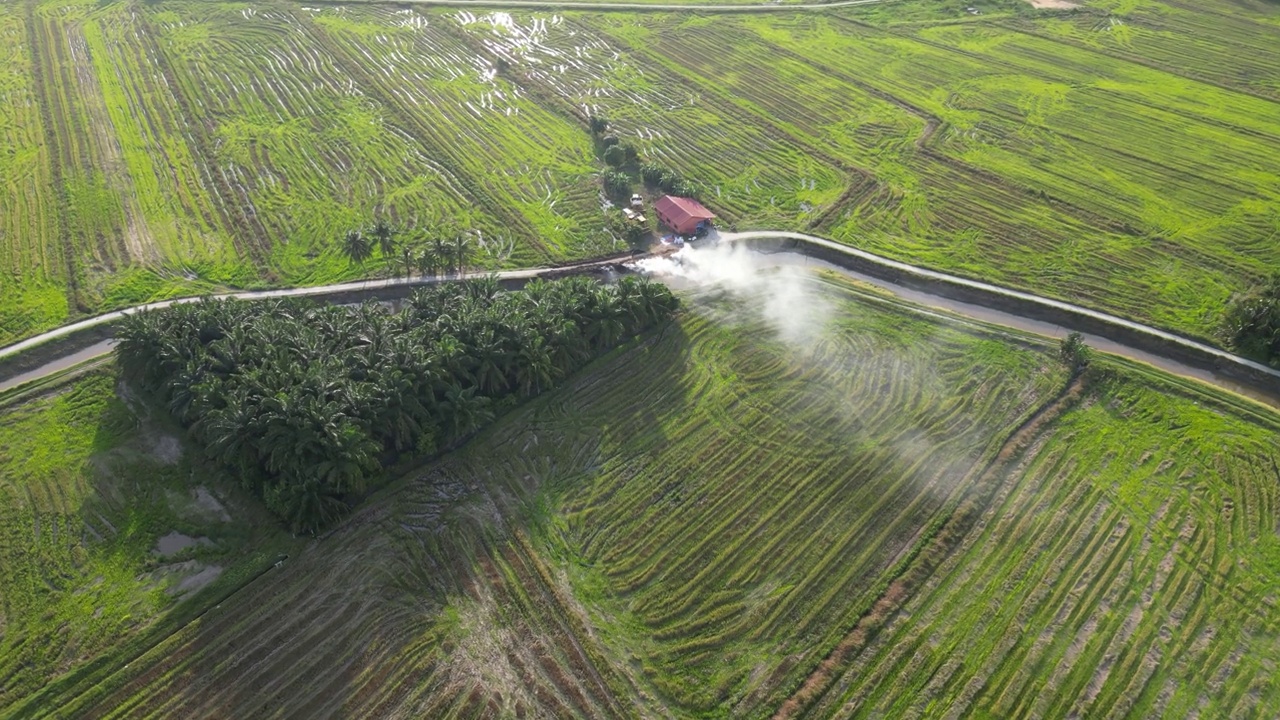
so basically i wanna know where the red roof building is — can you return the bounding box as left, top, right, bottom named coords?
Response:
left=654, top=195, right=716, bottom=236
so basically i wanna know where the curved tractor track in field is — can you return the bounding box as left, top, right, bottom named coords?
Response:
left=2, top=229, right=1278, bottom=408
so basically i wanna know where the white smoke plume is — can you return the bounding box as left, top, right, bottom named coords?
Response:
left=630, top=243, right=833, bottom=347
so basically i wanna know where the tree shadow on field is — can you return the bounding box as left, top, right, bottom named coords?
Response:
left=0, top=371, right=289, bottom=718
left=52, top=323, right=696, bottom=718
left=0, top=377, right=142, bottom=711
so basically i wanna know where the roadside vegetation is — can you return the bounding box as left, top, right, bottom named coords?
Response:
left=1222, top=273, right=1280, bottom=368
left=115, top=276, right=678, bottom=532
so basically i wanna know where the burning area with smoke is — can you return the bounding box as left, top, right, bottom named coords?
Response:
left=628, top=243, right=833, bottom=347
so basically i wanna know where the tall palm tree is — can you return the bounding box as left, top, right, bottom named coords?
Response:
left=414, top=247, right=437, bottom=280
left=342, top=229, right=373, bottom=265
left=400, top=247, right=415, bottom=280
left=439, top=385, right=493, bottom=443
left=265, top=476, right=347, bottom=534
left=515, top=333, right=556, bottom=396
left=451, top=234, right=471, bottom=277
left=469, top=327, right=510, bottom=396
left=466, top=274, right=501, bottom=301
left=112, top=273, right=680, bottom=534
left=116, top=310, right=167, bottom=388
left=432, top=236, right=450, bottom=278
left=372, top=219, right=397, bottom=259
left=548, top=317, right=585, bottom=374
left=589, top=292, right=625, bottom=350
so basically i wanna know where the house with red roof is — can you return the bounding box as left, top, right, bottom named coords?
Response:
left=653, top=195, right=716, bottom=236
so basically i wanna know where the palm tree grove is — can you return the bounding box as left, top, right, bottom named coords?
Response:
left=115, top=276, right=678, bottom=533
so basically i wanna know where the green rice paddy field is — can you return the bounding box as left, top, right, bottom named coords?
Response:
left=1, top=0, right=1278, bottom=345
left=4, top=274, right=1280, bottom=717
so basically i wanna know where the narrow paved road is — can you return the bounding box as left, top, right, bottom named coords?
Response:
left=0, top=261, right=623, bottom=393
left=0, top=267, right=566, bottom=362
left=722, top=230, right=1280, bottom=383
left=2, top=231, right=1277, bottom=407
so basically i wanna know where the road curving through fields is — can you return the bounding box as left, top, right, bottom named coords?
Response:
left=2, top=232, right=1278, bottom=409
left=719, top=231, right=1280, bottom=404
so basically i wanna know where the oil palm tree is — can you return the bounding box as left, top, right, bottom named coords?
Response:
left=515, top=333, right=556, bottom=396
left=265, top=476, right=347, bottom=534
left=414, top=247, right=438, bottom=279
left=439, top=385, right=493, bottom=443
left=589, top=291, right=625, bottom=350
left=342, top=229, right=372, bottom=265
left=451, top=234, right=471, bottom=277
left=372, top=219, right=396, bottom=259
left=432, top=235, right=450, bottom=278
left=112, top=273, right=679, bottom=534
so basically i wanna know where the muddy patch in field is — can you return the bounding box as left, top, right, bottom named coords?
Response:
left=193, top=487, right=233, bottom=522
left=154, top=531, right=213, bottom=557
left=152, top=560, right=223, bottom=596
left=174, top=565, right=222, bottom=595
left=166, top=486, right=234, bottom=523
left=1023, top=0, right=1080, bottom=7
left=149, top=433, right=183, bottom=464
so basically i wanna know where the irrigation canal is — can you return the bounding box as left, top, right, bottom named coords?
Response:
left=2, top=232, right=1278, bottom=411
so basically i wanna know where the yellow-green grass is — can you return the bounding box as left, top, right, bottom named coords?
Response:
left=0, top=371, right=295, bottom=713
left=143, top=2, right=527, bottom=275
left=585, top=8, right=1280, bottom=339
left=1008, top=0, right=1280, bottom=101
left=2, top=0, right=1278, bottom=351
left=12, top=274, right=1280, bottom=718
left=0, top=2, right=67, bottom=342
left=806, top=357, right=1280, bottom=718
left=1, top=275, right=1061, bottom=716
left=441, top=11, right=854, bottom=228
left=0, top=1, right=615, bottom=346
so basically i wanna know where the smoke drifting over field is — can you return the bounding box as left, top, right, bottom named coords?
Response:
left=634, top=243, right=970, bottom=500
left=631, top=243, right=833, bottom=346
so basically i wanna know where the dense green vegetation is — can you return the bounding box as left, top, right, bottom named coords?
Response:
left=9, top=272, right=1279, bottom=718
left=1223, top=273, right=1280, bottom=368
left=2, top=0, right=1276, bottom=346
left=115, top=275, right=678, bottom=532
